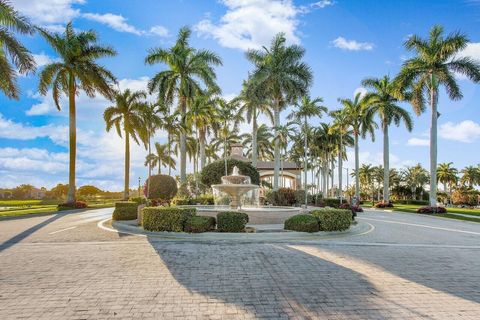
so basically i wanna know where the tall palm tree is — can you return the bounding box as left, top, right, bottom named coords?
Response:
left=273, top=121, right=297, bottom=188
left=104, top=89, right=146, bottom=200
left=362, top=75, right=413, bottom=203
left=145, top=142, right=176, bottom=174
left=356, top=164, right=376, bottom=203
left=288, top=95, right=327, bottom=203
left=0, top=0, right=36, bottom=99
left=437, top=162, right=458, bottom=193
left=337, top=92, right=377, bottom=201
left=402, top=164, right=429, bottom=200
left=246, top=33, right=312, bottom=189
left=234, top=79, right=272, bottom=167
left=460, top=166, right=479, bottom=188
left=145, top=26, right=222, bottom=185
left=162, top=112, right=181, bottom=175
left=395, top=25, right=480, bottom=207
left=205, top=144, right=219, bottom=165
left=38, top=22, right=116, bottom=203
left=242, top=124, right=274, bottom=161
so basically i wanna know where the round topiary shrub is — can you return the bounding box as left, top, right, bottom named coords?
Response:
left=200, top=159, right=260, bottom=187
left=184, top=216, right=216, bottom=233
left=143, top=174, right=178, bottom=201
left=284, top=214, right=319, bottom=233
left=311, top=208, right=352, bottom=231
left=216, top=211, right=249, bottom=232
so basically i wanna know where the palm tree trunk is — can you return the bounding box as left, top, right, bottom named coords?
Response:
left=167, top=133, right=172, bottom=176
left=158, top=160, right=161, bottom=174
left=338, top=135, right=343, bottom=203
left=354, top=132, right=360, bottom=201
left=147, top=135, right=151, bottom=199
left=330, top=159, right=334, bottom=197
left=383, top=121, right=390, bottom=203
left=199, top=128, right=206, bottom=170
left=252, top=109, right=258, bottom=168
left=303, top=117, right=308, bottom=205
left=179, top=97, right=187, bottom=184
left=66, top=74, right=76, bottom=204
left=273, top=101, right=280, bottom=189
left=124, top=128, right=130, bottom=201
left=429, top=85, right=438, bottom=207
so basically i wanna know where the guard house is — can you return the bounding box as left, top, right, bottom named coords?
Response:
left=229, top=143, right=302, bottom=189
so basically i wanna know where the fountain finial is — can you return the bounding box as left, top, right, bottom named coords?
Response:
left=232, top=166, right=240, bottom=176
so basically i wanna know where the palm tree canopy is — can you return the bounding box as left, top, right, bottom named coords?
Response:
left=0, top=0, right=36, bottom=98
left=241, top=124, right=274, bottom=160
left=337, top=92, right=378, bottom=139
left=38, top=22, right=117, bottom=109
left=234, top=78, right=274, bottom=124
left=437, top=162, right=458, bottom=186
left=288, top=95, right=328, bottom=122
left=145, top=142, right=176, bottom=170
left=394, top=25, right=480, bottom=115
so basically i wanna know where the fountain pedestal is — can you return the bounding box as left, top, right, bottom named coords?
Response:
left=211, top=166, right=259, bottom=209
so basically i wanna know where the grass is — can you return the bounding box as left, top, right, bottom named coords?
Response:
left=0, top=199, right=117, bottom=218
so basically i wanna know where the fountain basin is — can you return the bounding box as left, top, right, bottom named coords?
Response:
left=211, top=184, right=259, bottom=209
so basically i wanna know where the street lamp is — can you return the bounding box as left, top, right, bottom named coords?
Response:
left=138, top=177, right=141, bottom=197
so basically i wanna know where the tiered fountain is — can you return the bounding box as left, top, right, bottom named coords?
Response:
left=211, top=166, right=259, bottom=209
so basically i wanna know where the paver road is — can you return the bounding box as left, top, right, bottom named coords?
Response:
left=1, top=208, right=479, bottom=319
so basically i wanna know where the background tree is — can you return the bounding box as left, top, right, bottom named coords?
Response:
left=77, top=185, right=102, bottom=198
left=460, top=166, right=479, bottom=188
left=437, top=162, right=458, bottom=194
left=0, top=0, right=35, bottom=99
left=104, top=89, right=146, bottom=200
left=145, top=142, right=176, bottom=175
left=395, top=25, right=480, bottom=207
left=38, top=23, right=116, bottom=204
left=246, top=33, right=312, bottom=189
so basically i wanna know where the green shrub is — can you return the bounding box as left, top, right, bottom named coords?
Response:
left=112, top=201, right=138, bottom=220
left=217, top=211, right=249, bottom=232
left=284, top=214, right=319, bottom=233
left=394, top=199, right=429, bottom=205
left=171, top=194, right=215, bottom=206
left=142, top=207, right=196, bottom=232
left=451, top=189, right=479, bottom=206
left=170, top=196, right=190, bottom=206
left=265, top=188, right=296, bottom=206
left=129, top=196, right=147, bottom=205
left=311, top=208, right=352, bottom=231
left=144, top=174, right=178, bottom=201
left=200, top=159, right=260, bottom=187
left=184, top=216, right=216, bottom=233
left=320, top=198, right=341, bottom=208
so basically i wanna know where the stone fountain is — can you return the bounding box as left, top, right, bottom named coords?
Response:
left=211, top=166, right=259, bottom=209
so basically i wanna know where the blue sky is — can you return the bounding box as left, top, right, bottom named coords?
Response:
left=1, top=0, right=480, bottom=191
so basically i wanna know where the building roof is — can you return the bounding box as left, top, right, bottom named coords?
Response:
left=256, top=160, right=301, bottom=170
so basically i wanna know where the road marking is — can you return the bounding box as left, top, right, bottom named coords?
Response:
left=97, top=218, right=146, bottom=237
left=359, top=217, right=480, bottom=236
left=49, top=226, right=77, bottom=235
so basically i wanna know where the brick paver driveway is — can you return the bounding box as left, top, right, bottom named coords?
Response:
left=1, top=208, right=480, bottom=319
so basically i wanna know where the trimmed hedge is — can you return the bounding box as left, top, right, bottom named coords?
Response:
left=284, top=214, right=320, bottom=233
left=184, top=216, right=216, bottom=233
left=217, top=211, right=249, bottom=232
left=112, top=201, right=138, bottom=220
left=417, top=206, right=447, bottom=214
left=142, top=207, right=196, bottom=232
left=311, top=208, right=352, bottom=231
left=171, top=195, right=215, bottom=206
left=265, top=188, right=296, bottom=206
left=320, top=198, right=341, bottom=207
left=200, top=159, right=260, bottom=187
left=144, top=174, right=178, bottom=201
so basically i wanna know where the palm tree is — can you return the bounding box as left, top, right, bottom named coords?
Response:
left=273, top=121, right=297, bottom=188
left=337, top=92, right=377, bottom=201
left=145, top=26, right=222, bottom=185
left=162, top=112, right=182, bottom=175
left=145, top=142, right=176, bottom=175
left=362, top=75, right=413, bottom=203
left=356, top=164, right=376, bottom=204
left=437, top=162, right=458, bottom=193
left=395, top=25, right=480, bottom=207
left=288, top=95, right=327, bottom=204
left=460, top=166, right=479, bottom=188
left=247, top=33, right=312, bottom=189
left=205, top=144, right=219, bottom=165
left=0, top=0, right=36, bottom=99
left=38, top=23, right=116, bottom=203
left=402, top=164, right=429, bottom=200
left=104, top=89, right=146, bottom=200
left=242, top=124, right=274, bottom=161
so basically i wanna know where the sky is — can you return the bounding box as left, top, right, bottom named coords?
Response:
left=1, top=0, right=480, bottom=191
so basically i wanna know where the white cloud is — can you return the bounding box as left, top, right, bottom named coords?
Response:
left=32, top=53, right=60, bottom=68
left=454, top=42, right=480, bottom=80
left=407, top=138, right=430, bottom=146
left=195, top=0, right=301, bottom=51
left=332, top=37, right=374, bottom=51
left=353, top=87, right=367, bottom=98
left=82, top=12, right=143, bottom=35
left=311, top=0, right=334, bottom=8
left=149, top=25, right=170, bottom=37
left=439, top=120, right=480, bottom=143
left=11, top=0, right=84, bottom=24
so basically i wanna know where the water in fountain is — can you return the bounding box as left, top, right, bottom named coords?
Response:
left=211, top=166, right=260, bottom=209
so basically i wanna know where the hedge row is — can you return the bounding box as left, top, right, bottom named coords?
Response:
left=112, top=201, right=138, bottom=221
left=284, top=208, right=352, bottom=232
left=142, top=207, right=196, bottom=232
left=217, top=211, right=249, bottom=232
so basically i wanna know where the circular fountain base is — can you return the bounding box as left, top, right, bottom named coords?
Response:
left=178, top=205, right=302, bottom=225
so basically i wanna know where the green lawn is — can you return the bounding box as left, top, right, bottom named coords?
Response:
left=0, top=199, right=116, bottom=218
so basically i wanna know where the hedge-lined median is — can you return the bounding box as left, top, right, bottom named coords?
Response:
left=112, top=201, right=139, bottom=221
left=284, top=214, right=319, bottom=232
left=311, top=208, right=352, bottom=231
left=142, top=207, right=196, bottom=232
left=217, top=211, right=249, bottom=232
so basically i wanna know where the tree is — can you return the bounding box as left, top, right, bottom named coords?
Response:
left=437, top=162, right=458, bottom=194
left=104, top=89, right=146, bottom=200
left=395, top=25, right=480, bottom=207
left=145, top=26, right=222, bottom=185
left=247, top=33, right=312, bottom=189
left=77, top=185, right=102, bottom=198
left=145, top=142, right=176, bottom=175
left=402, top=164, right=429, bottom=200
left=273, top=121, right=297, bottom=188
left=337, top=92, right=377, bottom=200
left=0, top=0, right=36, bottom=99
left=460, top=166, right=479, bottom=188
left=242, top=124, right=274, bottom=161
left=38, top=22, right=116, bottom=204
left=362, top=75, right=413, bottom=203
left=288, top=95, right=327, bottom=204
left=50, top=183, right=69, bottom=199
left=235, top=79, right=272, bottom=167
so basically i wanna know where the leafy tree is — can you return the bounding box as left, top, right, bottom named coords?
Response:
left=38, top=22, right=116, bottom=204
left=460, top=166, right=479, bottom=188
left=77, top=185, right=102, bottom=198
left=104, top=89, right=146, bottom=200
left=395, top=25, right=480, bottom=206
left=145, top=142, right=176, bottom=174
